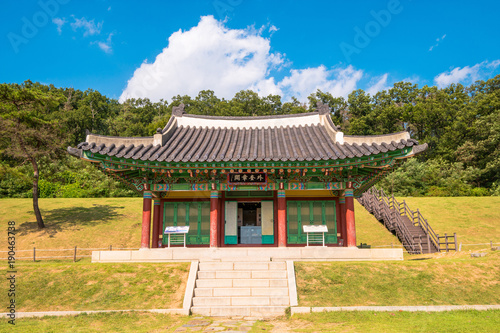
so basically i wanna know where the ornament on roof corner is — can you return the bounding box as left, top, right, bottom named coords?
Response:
left=172, top=103, right=185, bottom=117
left=316, top=101, right=331, bottom=115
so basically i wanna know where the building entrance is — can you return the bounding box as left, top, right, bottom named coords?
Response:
left=238, top=202, right=261, bottom=244
left=224, top=200, right=274, bottom=245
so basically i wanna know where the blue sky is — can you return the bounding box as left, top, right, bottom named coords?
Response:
left=1, top=0, right=500, bottom=102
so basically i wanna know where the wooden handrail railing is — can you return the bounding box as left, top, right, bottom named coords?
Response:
left=358, top=187, right=457, bottom=254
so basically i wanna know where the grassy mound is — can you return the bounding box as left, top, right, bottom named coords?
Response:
left=354, top=201, right=400, bottom=246
left=278, top=310, right=500, bottom=333
left=296, top=251, right=500, bottom=307
left=0, top=198, right=143, bottom=251
left=0, top=312, right=189, bottom=333
left=395, top=196, right=500, bottom=246
left=2, top=260, right=189, bottom=312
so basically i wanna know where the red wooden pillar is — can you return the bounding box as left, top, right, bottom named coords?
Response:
left=141, top=191, right=152, bottom=249
left=157, top=200, right=164, bottom=247
left=338, top=197, right=347, bottom=247
left=277, top=189, right=287, bottom=247
left=345, top=186, right=356, bottom=247
left=152, top=198, right=161, bottom=248
left=210, top=191, right=220, bottom=247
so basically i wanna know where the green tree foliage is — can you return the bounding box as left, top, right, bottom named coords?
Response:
left=108, top=98, right=169, bottom=137
left=0, top=81, right=65, bottom=228
left=1, top=75, right=500, bottom=199
left=378, top=158, right=483, bottom=197
left=346, top=89, right=376, bottom=135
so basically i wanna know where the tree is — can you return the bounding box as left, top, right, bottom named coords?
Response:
left=346, top=89, right=375, bottom=135
left=229, top=90, right=263, bottom=116
left=0, top=81, right=65, bottom=229
left=193, top=90, right=221, bottom=116
left=282, top=97, right=307, bottom=114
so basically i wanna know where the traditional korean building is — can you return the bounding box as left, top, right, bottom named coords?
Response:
left=68, top=103, right=426, bottom=250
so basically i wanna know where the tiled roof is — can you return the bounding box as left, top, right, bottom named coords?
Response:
left=72, top=105, right=425, bottom=163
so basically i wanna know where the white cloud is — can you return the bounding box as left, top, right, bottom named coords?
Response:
left=279, top=65, right=363, bottom=101
left=71, top=16, right=103, bottom=36
left=120, top=16, right=283, bottom=102
left=429, top=33, right=446, bottom=52
left=52, top=17, right=66, bottom=35
left=250, top=78, right=283, bottom=96
left=434, top=60, right=500, bottom=88
left=120, top=16, right=386, bottom=103
left=366, top=73, right=389, bottom=96
left=94, top=33, right=113, bottom=54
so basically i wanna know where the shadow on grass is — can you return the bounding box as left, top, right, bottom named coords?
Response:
left=19, top=204, right=125, bottom=237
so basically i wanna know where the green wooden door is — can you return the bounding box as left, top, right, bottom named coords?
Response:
left=287, top=200, right=337, bottom=244
left=162, top=202, right=210, bottom=245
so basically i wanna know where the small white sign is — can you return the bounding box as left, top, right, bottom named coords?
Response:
left=303, top=225, right=328, bottom=233
left=164, top=226, right=190, bottom=234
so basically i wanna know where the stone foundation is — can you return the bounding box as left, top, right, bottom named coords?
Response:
left=91, top=247, right=403, bottom=263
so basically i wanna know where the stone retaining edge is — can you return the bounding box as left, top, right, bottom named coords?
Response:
left=183, top=260, right=199, bottom=312
left=291, top=305, right=500, bottom=314
left=2, top=308, right=189, bottom=319
left=286, top=260, right=298, bottom=307
left=5, top=305, right=499, bottom=319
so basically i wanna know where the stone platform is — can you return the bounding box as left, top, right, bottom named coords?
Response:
left=91, top=247, right=403, bottom=263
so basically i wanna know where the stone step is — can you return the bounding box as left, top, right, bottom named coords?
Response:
left=195, top=278, right=288, bottom=288
left=197, top=270, right=287, bottom=280
left=234, top=278, right=288, bottom=288
left=192, top=296, right=290, bottom=307
left=198, top=261, right=286, bottom=271
left=194, top=287, right=289, bottom=297
left=191, top=306, right=287, bottom=317
left=219, top=257, right=271, bottom=262
left=196, top=279, right=233, bottom=288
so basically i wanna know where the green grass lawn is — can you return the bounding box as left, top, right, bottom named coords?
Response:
left=4, top=310, right=499, bottom=333
left=1, top=197, right=498, bottom=251
left=295, top=251, right=500, bottom=307
left=0, top=312, right=189, bottom=333
left=354, top=201, right=400, bottom=247
left=1, top=259, right=189, bottom=312
left=1, top=197, right=498, bottom=321
left=276, top=310, right=500, bottom=333
left=394, top=196, right=500, bottom=247
left=0, top=198, right=143, bottom=252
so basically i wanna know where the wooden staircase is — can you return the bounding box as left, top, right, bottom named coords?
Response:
left=358, top=187, right=457, bottom=254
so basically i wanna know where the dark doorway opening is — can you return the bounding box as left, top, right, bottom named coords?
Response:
left=238, top=202, right=261, bottom=244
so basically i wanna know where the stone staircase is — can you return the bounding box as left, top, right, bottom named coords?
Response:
left=190, top=259, right=293, bottom=317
